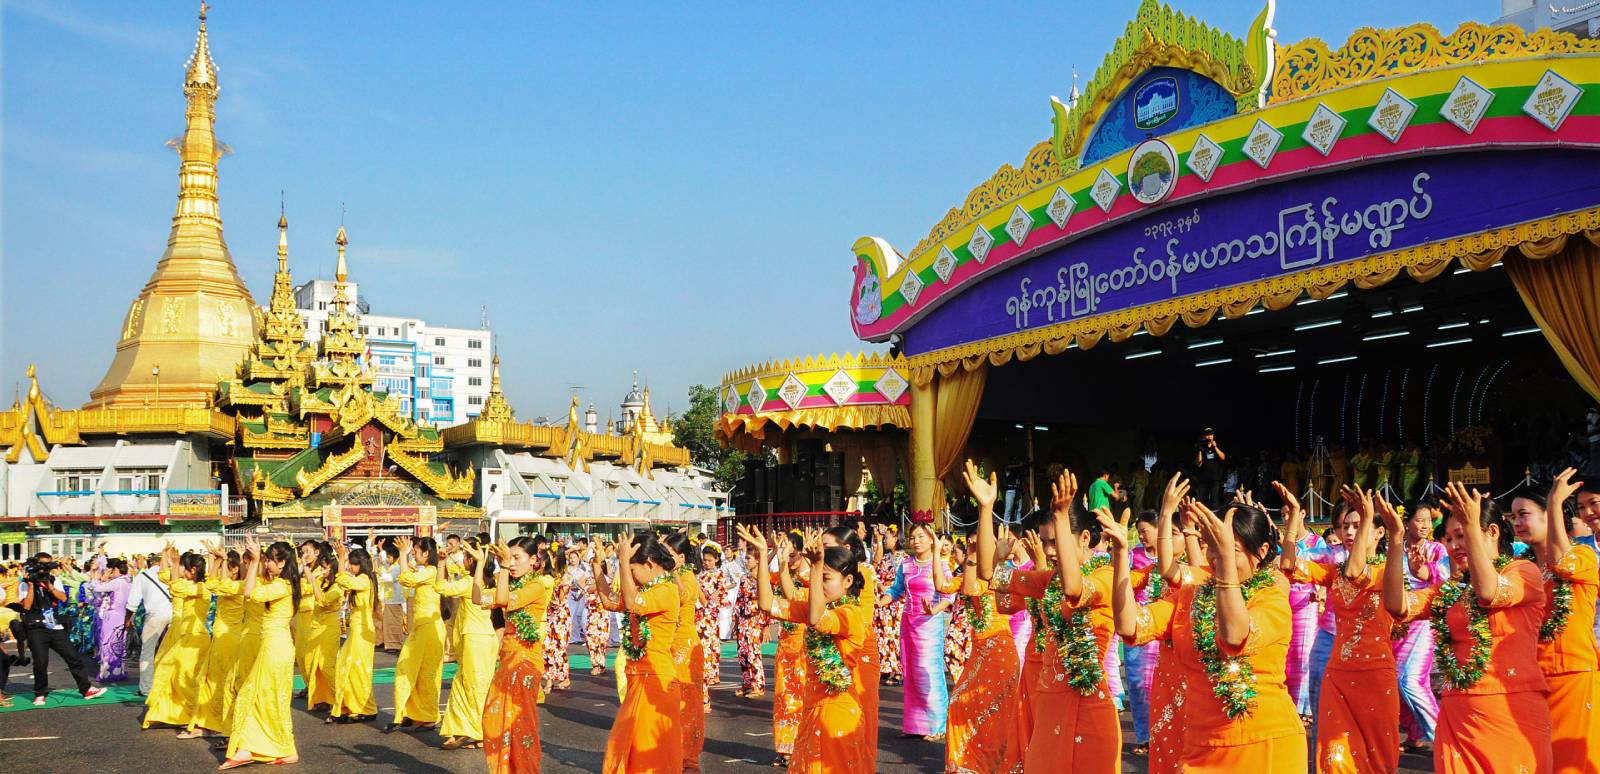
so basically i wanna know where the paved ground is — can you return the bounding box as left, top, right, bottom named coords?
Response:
left=2, top=644, right=1435, bottom=772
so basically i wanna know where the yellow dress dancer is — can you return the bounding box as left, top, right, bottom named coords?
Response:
left=328, top=548, right=378, bottom=722
left=144, top=554, right=213, bottom=729
left=191, top=549, right=244, bottom=736
left=302, top=569, right=343, bottom=710
left=223, top=540, right=299, bottom=768
left=387, top=536, right=446, bottom=732
left=438, top=563, right=498, bottom=748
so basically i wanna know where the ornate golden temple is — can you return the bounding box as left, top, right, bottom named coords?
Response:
left=0, top=6, right=725, bottom=556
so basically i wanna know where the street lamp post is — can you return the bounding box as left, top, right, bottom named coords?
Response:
left=152, top=364, right=161, bottom=405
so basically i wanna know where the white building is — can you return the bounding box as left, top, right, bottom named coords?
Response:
left=1497, top=0, right=1600, bottom=37
left=294, top=278, right=492, bottom=427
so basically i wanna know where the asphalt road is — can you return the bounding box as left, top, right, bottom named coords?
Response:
left=1, top=645, right=1436, bottom=772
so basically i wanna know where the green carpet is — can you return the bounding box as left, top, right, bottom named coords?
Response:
left=2, top=641, right=775, bottom=714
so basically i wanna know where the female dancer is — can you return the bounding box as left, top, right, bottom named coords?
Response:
left=822, top=523, right=879, bottom=753
left=1281, top=484, right=1399, bottom=774
left=742, top=525, right=875, bottom=773
left=482, top=537, right=556, bottom=772
left=697, top=543, right=731, bottom=697
left=327, top=543, right=377, bottom=724
left=594, top=531, right=683, bottom=773
left=769, top=530, right=809, bottom=767
left=1518, top=469, right=1597, bottom=772
left=1381, top=481, right=1551, bottom=774
left=581, top=562, right=611, bottom=676
left=941, top=464, right=1024, bottom=773
left=191, top=545, right=244, bottom=737
left=996, top=511, right=1050, bottom=755
left=292, top=540, right=321, bottom=702
left=1394, top=499, right=1448, bottom=752
left=221, top=539, right=300, bottom=769
left=881, top=519, right=949, bottom=740
left=301, top=546, right=341, bottom=713
left=664, top=531, right=705, bottom=771
left=543, top=548, right=574, bottom=695
left=438, top=540, right=499, bottom=750
left=1284, top=514, right=1329, bottom=720
left=1139, top=473, right=1202, bottom=774
left=733, top=545, right=765, bottom=697
left=88, top=558, right=131, bottom=683
left=871, top=526, right=904, bottom=686
left=143, top=547, right=211, bottom=733
left=943, top=539, right=972, bottom=685
left=385, top=536, right=445, bottom=734
left=1109, top=496, right=1305, bottom=770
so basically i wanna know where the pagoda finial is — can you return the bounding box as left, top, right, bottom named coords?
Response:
left=186, top=2, right=218, bottom=90
left=276, top=205, right=289, bottom=272
left=334, top=225, right=349, bottom=282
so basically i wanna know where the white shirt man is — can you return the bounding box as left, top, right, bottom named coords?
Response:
left=126, top=564, right=172, bottom=695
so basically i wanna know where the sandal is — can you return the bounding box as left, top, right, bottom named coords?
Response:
left=441, top=737, right=463, bottom=751
left=217, top=759, right=254, bottom=771
left=1131, top=744, right=1149, bottom=756
left=770, top=755, right=789, bottom=768
left=591, top=666, right=605, bottom=676
left=177, top=729, right=206, bottom=740
left=0, top=697, right=11, bottom=709
left=265, top=756, right=297, bottom=765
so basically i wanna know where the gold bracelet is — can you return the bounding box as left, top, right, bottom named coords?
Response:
left=1214, top=582, right=1240, bottom=589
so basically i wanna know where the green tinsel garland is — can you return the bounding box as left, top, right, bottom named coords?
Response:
left=774, top=576, right=801, bottom=635
left=965, top=589, right=996, bottom=631
left=805, top=594, right=860, bottom=694
left=1145, top=571, right=1165, bottom=601
left=1338, top=552, right=1386, bottom=576
left=506, top=574, right=544, bottom=645
left=1432, top=555, right=1513, bottom=690
left=1539, top=572, right=1573, bottom=643
left=622, top=573, right=674, bottom=661
left=1191, top=566, right=1276, bottom=719
left=1042, top=555, right=1111, bottom=695
left=1025, top=597, right=1047, bottom=653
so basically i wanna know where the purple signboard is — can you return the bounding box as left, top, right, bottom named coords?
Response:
left=903, top=150, right=1600, bottom=356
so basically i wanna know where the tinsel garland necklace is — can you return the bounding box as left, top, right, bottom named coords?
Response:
left=1042, top=554, right=1111, bottom=695
left=805, top=594, right=859, bottom=694
left=621, top=572, right=674, bottom=661
left=1432, top=554, right=1513, bottom=689
left=1339, top=552, right=1386, bottom=575
left=1539, top=566, right=1573, bottom=642
left=965, top=588, right=996, bottom=631
left=1191, top=566, right=1276, bottom=719
left=506, top=573, right=544, bottom=645
left=1025, top=597, right=1047, bottom=653
left=774, top=574, right=801, bottom=634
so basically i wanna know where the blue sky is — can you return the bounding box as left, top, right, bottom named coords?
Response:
left=2, top=0, right=1484, bottom=420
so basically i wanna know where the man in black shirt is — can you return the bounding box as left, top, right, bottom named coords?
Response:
left=1194, top=428, right=1226, bottom=506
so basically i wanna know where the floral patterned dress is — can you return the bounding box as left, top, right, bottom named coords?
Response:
left=582, top=574, right=611, bottom=670
left=944, top=591, right=972, bottom=683
left=696, top=566, right=731, bottom=700
left=734, top=572, right=765, bottom=694
left=874, top=553, right=904, bottom=681
left=543, top=574, right=574, bottom=687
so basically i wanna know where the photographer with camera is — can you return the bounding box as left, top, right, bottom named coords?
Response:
left=16, top=552, right=106, bottom=706
left=1194, top=427, right=1227, bottom=506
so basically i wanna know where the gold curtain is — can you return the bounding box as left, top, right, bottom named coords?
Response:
left=928, top=365, right=988, bottom=512
left=862, top=439, right=901, bottom=497
left=1504, top=233, right=1600, bottom=403
left=841, top=442, right=865, bottom=503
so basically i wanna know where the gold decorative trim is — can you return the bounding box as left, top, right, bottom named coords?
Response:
left=721, top=351, right=908, bottom=385
left=386, top=440, right=475, bottom=500
left=906, top=208, right=1600, bottom=380
left=714, top=404, right=912, bottom=443
left=1271, top=21, right=1600, bottom=106
left=294, top=442, right=365, bottom=494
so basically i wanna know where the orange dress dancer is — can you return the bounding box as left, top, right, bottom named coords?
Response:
left=1538, top=544, right=1599, bottom=774
left=855, top=563, right=880, bottom=755
left=994, top=561, right=1122, bottom=773
left=996, top=589, right=1039, bottom=749
left=601, top=573, right=683, bottom=773
left=1290, top=556, right=1399, bottom=773
left=941, top=578, right=1023, bottom=773
left=771, top=596, right=873, bottom=774
left=1396, top=556, right=1552, bottom=774
left=770, top=566, right=808, bottom=760
left=1129, top=570, right=1305, bottom=771
left=1141, top=566, right=1205, bottom=774
left=673, top=567, right=706, bottom=772
left=483, top=571, right=555, bottom=774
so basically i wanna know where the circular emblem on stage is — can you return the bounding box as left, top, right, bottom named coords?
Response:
left=1127, top=139, right=1178, bottom=205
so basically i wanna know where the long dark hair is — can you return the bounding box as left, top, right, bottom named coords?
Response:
left=346, top=547, right=379, bottom=626
left=820, top=545, right=864, bottom=595
left=1222, top=503, right=1281, bottom=564
left=224, top=549, right=242, bottom=580
left=823, top=525, right=868, bottom=568
left=265, top=541, right=302, bottom=612
left=315, top=543, right=336, bottom=591
left=180, top=552, right=207, bottom=585
left=632, top=531, right=677, bottom=571
left=414, top=537, right=440, bottom=567
left=663, top=531, right=699, bottom=572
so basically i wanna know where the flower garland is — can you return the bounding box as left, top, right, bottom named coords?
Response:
left=1145, top=570, right=1165, bottom=601
left=805, top=594, right=859, bottom=694
left=1539, top=572, right=1573, bottom=643
left=621, top=572, right=674, bottom=661
left=1432, top=555, right=1513, bottom=690
left=1042, top=555, right=1111, bottom=695
left=1191, top=566, right=1276, bottom=719
left=965, top=588, right=995, bottom=631
left=1025, top=597, right=1047, bottom=653
left=505, top=574, right=544, bottom=645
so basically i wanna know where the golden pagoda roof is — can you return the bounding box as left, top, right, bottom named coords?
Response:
left=85, top=4, right=257, bottom=410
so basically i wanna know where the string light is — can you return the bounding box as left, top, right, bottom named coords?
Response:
left=1294, top=382, right=1305, bottom=454
left=1378, top=369, right=1392, bottom=444
left=1356, top=373, right=1367, bottom=442
left=1422, top=364, right=1439, bottom=444
left=1449, top=371, right=1465, bottom=438
left=1397, top=367, right=1410, bottom=445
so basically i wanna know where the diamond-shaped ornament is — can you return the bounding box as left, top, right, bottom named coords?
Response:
left=1523, top=69, right=1583, bottom=131
left=899, top=269, right=925, bottom=306
left=777, top=373, right=808, bottom=409
left=967, top=225, right=994, bottom=265
left=1242, top=119, right=1283, bottom=169
left=874, top=368, right=909, bottom=403
left=723, top=385, right=740, bottom=414
left=1301, top=104, right=1346, bottom=156
left=745, top=379, right=767, bottom=412
left=1005, top=205, right=1034, bottom=246
left=1090, top=168, right=1121, bottom=213
left=1441, top=76, right=1493, bottom=134
left=1046, top=187, right=1075, bottom=229
left=1186, top=134, right=1223, bottom=182
left=932, top=246, right=958, bottom=284
left=822, top=370, right=857, bottom=406
left=1367, top=88, right=1417, bottom=144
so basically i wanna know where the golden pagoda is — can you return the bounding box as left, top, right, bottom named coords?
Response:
left=85, top=3, right=258, bottom=410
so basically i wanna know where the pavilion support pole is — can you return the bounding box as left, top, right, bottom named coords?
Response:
left=909, top=377, right=938, bottom=529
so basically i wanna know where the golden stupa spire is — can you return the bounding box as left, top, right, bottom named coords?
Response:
left=277, top=207, right=288, bottom=272
left=477, top=353, right=515, bottom=423
left=333, top=224, right=350, bottom=307
left=85, top=3, right=256, bottom=410
left=312, top=222, right=369, bottom=388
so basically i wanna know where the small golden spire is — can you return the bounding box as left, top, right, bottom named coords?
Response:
left=276, top=208, right=289, bottom=272
left=334, top=225, right=349, bottom=282
left=186, top=2, right=218, bottom=90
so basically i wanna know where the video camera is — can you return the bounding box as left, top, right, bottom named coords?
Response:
left=22, top=558, right=59, bottom=585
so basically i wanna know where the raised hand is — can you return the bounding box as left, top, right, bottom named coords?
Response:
left=1098, top=508, right=1131, bottom=552
left=734, top=524, right=769, bottom=556
left=1444, top=481, right=1484, bottom=533
left=1374, top=490, right=1403, bottom=534
left=395, top=535, right=414, bottom=557
left=616, top=533, right=637, bottom=564
left=962, top=459, right=999, bottom=510
left=1051, top=469, right=1079, bottom=517
left=1161, top=473, right=1191, bottom=517
left=1549, top=467, right=1583, bottom=511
